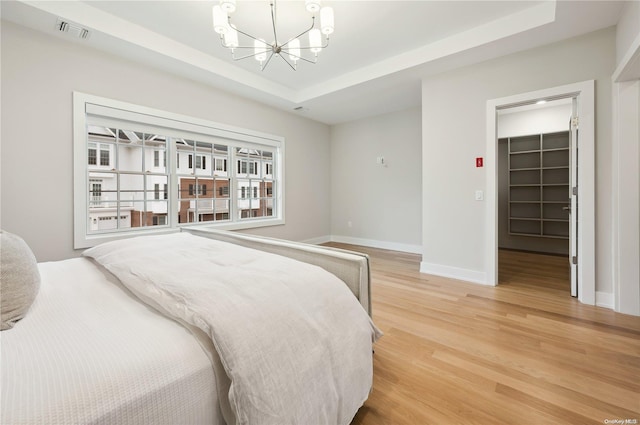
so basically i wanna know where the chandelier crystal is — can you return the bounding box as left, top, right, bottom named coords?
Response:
left=212, top=0, right=334, bottom=71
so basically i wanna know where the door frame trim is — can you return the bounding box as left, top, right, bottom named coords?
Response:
left=485, top=80, right=595, bottom=305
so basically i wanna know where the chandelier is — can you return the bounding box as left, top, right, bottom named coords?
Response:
left=212, top=0, right=334, bottom=71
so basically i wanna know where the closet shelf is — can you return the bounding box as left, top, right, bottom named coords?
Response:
left=510, top=167, right=539, bottom=171
left=510, top=149, right=540, bottom=155
left=507, top=131, right=570, bottom=239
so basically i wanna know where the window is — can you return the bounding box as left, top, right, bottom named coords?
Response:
left=189, top=183, right=206, bottom=196
left=74, top=92, right=284, bottom=248
left=89, top=143, right=111, bottom=167
left=152, top=216, right=167, bottom=226
left=237, top=160, right=258, bottom=175
left=100, top=150, right=110, bottom=166
left=193, top=155, right=206, bottom=170
left=215, top=158, right=227, bottom=172
left=88, top=146, right=97, bottom=165
left=90, top=182, right=102, bottom=203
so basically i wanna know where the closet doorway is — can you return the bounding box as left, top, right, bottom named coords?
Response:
left=485, top=81, right=595, bottom=306
left=497, top=99, right=574, bottom=295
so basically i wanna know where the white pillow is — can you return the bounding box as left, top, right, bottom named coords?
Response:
left=1, top=230, right=41, bottom=330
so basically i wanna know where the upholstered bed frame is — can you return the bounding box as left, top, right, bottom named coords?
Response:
left=183, top=228, right=373, bottom=317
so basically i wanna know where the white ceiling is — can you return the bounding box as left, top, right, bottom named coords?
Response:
left=1, top=0, right=625, bottom=124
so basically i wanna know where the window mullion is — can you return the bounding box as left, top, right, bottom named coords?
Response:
left=230, top=146, right=237, bottom=222
left=115, top=133, right=121, bottom=231
left=169, top=137, right=178, bottom=228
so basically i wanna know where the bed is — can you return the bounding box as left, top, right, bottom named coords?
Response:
left=1, top=229, right=381, bottom=425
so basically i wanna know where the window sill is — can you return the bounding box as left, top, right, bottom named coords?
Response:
left=75, top=217, right=284, bottom=250
left=180, top=217, right=284, bottom=233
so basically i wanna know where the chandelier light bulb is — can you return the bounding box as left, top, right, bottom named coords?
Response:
left=320, top=7, right=334, bottom=35
left=305, top=0, right=321, bottom=13
left=288, top=38, right=301, bottom=62
left=212, top=5, right=228, bottom=35
left=224, top=25, right=238, bottom=49
left=309, top=29, right=322, bottom=53
left=254, top=39, right=268, bottom=62
left=220, top=0, right=236, bottom=14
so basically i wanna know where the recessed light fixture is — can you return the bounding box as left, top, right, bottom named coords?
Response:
left=536, top=100, right=547, bottom=105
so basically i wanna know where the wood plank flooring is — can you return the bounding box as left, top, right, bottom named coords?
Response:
left=324, top=244, right=640, bottom=425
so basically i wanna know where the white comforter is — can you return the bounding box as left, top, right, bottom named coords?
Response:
left=1, top=258, right=222, bottom=425
left=84, top=233, right=381, bottom=425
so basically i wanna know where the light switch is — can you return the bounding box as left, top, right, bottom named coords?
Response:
left=475, top=190, right=484, bottom=201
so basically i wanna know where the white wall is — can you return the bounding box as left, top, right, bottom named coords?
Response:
left=613, top=80, right=640, bottom=315
left=611, top=0, right=640, bottom=316
left=497, top=103, right=572, bottom=138
left=615, top=0, right=640, bottom=66
left=421, top=28, right=615, bottom=293
left=0, top=21, right=331, bottom=261
left=330, top=107, right=422, bottom=253
left=497, top=103, right=572, bottom=255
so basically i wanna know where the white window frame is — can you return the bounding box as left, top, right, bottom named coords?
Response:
left=88, top=145, right=97, bottom=165
left=99, top=148, right=110, bottom=166
left=73, top=92, right=285, bottom=249
left=215, top=158, right=227, bottom=172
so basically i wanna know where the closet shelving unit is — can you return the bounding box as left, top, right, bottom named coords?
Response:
left=508, top=131, right=570, bottom=239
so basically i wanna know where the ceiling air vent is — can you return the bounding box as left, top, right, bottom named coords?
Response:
left=56, top=18, right=90, bottom=40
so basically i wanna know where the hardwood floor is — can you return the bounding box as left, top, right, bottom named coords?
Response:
left=324, top=244, right=640, bottom=425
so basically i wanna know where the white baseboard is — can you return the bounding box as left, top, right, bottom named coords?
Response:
left=329, top=235, right=422, bottom=254
left=595, top=291, right=614, bottom=310
left=419, top=261, right=490, bottom=285
left=300, top=235, right=332, bottom=245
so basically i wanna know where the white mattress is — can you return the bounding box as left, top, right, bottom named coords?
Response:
left=1, top=258, right=224, bottom=425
